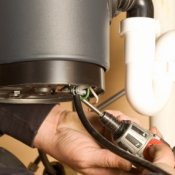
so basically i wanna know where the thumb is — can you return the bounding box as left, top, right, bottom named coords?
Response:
left=148, top=143, right=175, bottom=167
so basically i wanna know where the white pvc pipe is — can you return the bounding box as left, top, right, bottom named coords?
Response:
left=120, top=17, right=173, bottom=116
left=156, top=31, right=175, bottom=82
left=152, top=31, right=175, bottom=146
left=151, top=0, right=175, bottom=147
left=153, top=0, right=175, bottom=34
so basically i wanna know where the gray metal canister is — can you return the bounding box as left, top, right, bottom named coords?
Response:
left=0, top=0, right=111, bottom=103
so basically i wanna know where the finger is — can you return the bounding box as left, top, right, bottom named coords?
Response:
left=172, top=146, right=175, bottom=160
left=106, top=110, right=141, bottom=125
left=150, top=127, right=163, bottom=138
left=86, top=112, right=105, bottom=133
left=88, top=149, right=132, bottom=171
left=148, top=143, right=175, bottom=167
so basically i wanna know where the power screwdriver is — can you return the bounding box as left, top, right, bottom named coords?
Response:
left=81, top=98, right=162, bottom=160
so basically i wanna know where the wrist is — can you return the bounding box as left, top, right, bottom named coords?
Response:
left=33, top=104, right=65, bottom=151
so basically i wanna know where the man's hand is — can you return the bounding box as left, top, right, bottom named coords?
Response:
left=33, top=105, right=132, bottom=175
left=33, top=105, right=175, bottom=175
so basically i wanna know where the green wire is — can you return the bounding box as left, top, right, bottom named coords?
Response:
left=80, top=88, right=90, bottom=100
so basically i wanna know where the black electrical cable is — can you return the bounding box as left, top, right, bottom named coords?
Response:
left=73, top=94, right=170, bottom=175
left=38, top=150, right=57, bottom=175
left=28, top=155, right=40, bottom=172
left=33, top=156, right=40, bottom=165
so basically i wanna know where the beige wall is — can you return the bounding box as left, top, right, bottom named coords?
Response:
left=0, top=13, right=149, bottom=175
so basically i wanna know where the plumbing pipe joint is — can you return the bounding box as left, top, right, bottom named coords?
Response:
left=120, top=17, right=174, bottom=116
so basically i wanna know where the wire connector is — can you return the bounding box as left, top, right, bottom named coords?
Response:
left=70, top=85, right=90, bottom=96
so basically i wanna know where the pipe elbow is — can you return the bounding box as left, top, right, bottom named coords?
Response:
left=127, top=0, right=154, bottom=18
left=126, top=63, right=172, bottom=116
left=121, top=18, right=173, bottom=116
left=112, top=0, right=154, bottom=18
left=156, top=31, right=175, bottom=62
